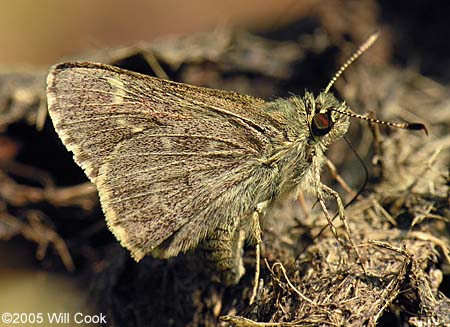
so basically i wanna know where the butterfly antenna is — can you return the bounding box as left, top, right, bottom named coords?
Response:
left=324, top=32, right=380, bottom=94
left=323, top=31, right=427, bottom=134
left=331, top=106, right=428, bottom=134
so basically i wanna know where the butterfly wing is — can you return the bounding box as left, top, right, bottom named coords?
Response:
left=47, top=62, right=280, bottom=261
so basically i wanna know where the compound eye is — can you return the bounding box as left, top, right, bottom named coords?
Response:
left=311, top=112, right=332, bottom=137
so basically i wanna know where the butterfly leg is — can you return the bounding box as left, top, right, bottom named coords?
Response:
left=317, top=184, right=344, bottom=244
left=318, top=184, right=366, bottom=272
left=249, top=200, right=267, bottom=303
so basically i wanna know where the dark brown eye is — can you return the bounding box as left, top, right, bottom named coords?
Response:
left=311, top=112, right=332, bottom=137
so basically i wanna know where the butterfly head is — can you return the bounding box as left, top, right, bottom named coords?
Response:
left=302, top=91, right=350, bottom=146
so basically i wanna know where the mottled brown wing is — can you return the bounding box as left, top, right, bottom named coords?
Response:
left=47, top=62, right=279, bottom=261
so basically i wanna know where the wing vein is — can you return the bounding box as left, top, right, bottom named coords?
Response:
left=114, top=150, right=246, bottom=158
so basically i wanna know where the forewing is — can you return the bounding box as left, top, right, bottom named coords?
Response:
left=47, top=62, right=278, bottom=260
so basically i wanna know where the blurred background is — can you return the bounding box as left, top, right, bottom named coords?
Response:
left=1, top=0, right=448, bottom=80
left=0, top=0, right=314, bottom=66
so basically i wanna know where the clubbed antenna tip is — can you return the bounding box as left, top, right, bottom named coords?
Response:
left=406, top=122, right=428, bottom=135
